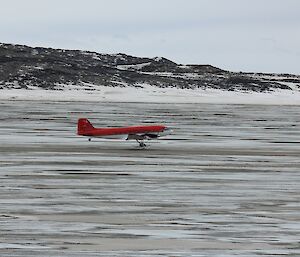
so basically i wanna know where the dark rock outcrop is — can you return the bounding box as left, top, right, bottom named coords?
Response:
left=0, top=43, right=299, bottom=92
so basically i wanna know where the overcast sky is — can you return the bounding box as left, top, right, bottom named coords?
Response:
left=1, top=0, right=299, bottom=74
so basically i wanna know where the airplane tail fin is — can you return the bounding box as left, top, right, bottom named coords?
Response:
left=77, top=118, right=94, bottom=135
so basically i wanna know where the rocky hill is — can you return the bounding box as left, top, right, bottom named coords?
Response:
left=0, top=43, right=299, bottom=92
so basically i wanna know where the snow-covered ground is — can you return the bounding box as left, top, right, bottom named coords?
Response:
left=0, top=85, right=300, bottom=105
left=1, top=101, right=299, bottom=256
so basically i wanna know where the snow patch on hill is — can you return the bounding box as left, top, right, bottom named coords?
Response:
left=117, top=62, right=152, bottom=71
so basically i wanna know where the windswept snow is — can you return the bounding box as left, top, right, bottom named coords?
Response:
left=1, top=85, right=300, bottom=105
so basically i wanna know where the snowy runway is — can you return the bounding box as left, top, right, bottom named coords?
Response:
left=0, top=101, right=299, bottom=256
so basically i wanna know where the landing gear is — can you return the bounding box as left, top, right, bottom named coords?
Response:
left=136, top=139, right=146, bottom=148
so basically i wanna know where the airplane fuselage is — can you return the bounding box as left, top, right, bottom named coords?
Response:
left=77, top=118, right=172, bottom=146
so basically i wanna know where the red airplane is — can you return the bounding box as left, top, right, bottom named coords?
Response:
left=77, top=118, right=172, bottom=147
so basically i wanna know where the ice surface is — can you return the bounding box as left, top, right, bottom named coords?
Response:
left=0, top=101, right=299, bottom=256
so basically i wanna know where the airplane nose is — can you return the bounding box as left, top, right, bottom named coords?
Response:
left=162, top=127, right=173, bottom=135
